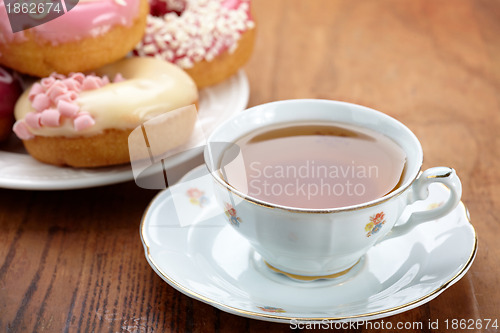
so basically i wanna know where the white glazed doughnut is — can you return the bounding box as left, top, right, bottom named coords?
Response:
left=13, top=57, right=198, bottom=167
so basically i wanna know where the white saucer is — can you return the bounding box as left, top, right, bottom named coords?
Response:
left=140, top=165, right=477, bottom=323
left=0, top=71, right=249, bottom=190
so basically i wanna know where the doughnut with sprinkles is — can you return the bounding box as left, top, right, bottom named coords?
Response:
left=135, top=0, right=255, bottom=88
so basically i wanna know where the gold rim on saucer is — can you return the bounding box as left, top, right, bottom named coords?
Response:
left=264, top=260, right=360, bottom=282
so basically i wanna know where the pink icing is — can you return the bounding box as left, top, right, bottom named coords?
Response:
left=134, top=0, right=254, bottom=68
left=0, top=0, right=141, bottom=45
left=13, top=72, right=124, bottom=140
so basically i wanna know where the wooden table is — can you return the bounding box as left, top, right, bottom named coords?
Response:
left=1, top=0, right=499, bottom=332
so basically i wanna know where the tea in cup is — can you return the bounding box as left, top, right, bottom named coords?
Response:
left=205, top=100, right=462, bottom=279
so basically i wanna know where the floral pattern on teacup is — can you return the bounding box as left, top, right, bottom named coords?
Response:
left=186, top=188, right=209, bottom=208
left=365, top=211, right=386, bottom=237
left=224, top=202, right=242, bottom=227
left=257, top=306, right=286, bottom=313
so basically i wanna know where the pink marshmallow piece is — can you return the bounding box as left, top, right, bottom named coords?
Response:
left=53, top=93, right=72, bottom=104
left=40, top=109, right=61, bottom=127
left=101, top=75, right=110, bottom=86
left=82, top=76, right=101, bottom=90
left=24, top=112, right=42, bottom=129
left=57, top=100, right=80, bottom=118
left=113, top=73, right=125, bottom=83
left=74, top=114, right=95, bottom=131
left=31, top=93, right=51, bottom=112
left=62, top=78, right=81, bottom=91
left=46, top=82, right=68, bottom=101
left=13, top=121, right=34, bottom=140
left=70, top=73, right=85, bottom=84
left=50, top=73, right=66, bottom=80
left=41, top=77, right=55, bottom=88
left=28, top=83, right=44, bottom=102
left=54, top=91, right=78, bottom=104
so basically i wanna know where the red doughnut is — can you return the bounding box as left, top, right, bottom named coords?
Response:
left=0, top=66, right=22, bottom=142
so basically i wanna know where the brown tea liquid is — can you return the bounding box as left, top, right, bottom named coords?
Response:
left=220, top=122, right=406, bottom=209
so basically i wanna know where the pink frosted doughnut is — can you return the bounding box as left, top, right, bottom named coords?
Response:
left=0, top=0, right=149, bottom=77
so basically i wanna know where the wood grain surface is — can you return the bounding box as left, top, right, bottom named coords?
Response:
left=1, top=0, right=499, bottom=332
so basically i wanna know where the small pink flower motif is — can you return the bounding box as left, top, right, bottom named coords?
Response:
left=224, top=202, right=242, bottom=227
left=187, top=188, right=203, bottom=198
left=365, top=211, right=386, bottom=237
left=257, top=306, right=286, bottom=313
left=186, top=188, right=209, bottom=207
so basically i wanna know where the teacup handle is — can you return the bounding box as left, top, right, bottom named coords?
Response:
left=382, top=167, right=462, bottom=241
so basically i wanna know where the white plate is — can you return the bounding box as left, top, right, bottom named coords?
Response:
left=0, top=71, right=249, bottom=190
left=140, top=165, right=477, bottom=323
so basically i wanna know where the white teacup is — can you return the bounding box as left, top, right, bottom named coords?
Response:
left=204, top=100, right=462, bottom=280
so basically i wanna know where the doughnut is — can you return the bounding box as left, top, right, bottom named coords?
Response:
left=134, top=0, right=255, bottom=88
left=12, top=57, right=198, bottom=168
left=0, top=66, right=22, bottom=142
left=0, top=0, right=149, bottom=77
